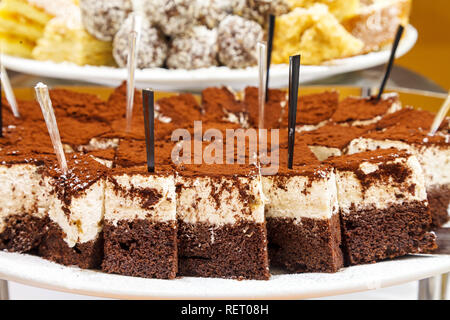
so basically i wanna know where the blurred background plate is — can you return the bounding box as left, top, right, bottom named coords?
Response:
left=1, top=25, right=417, bottom=92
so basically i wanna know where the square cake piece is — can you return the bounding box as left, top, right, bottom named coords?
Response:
left=38, top=154, right=107, bottom=269
left=300, top=123, right=370, bottom=161
left=279, top=91, right=339, bottom=132
left=102, top=167, right=178, bottom=279
left=176, top=163, right=270, bottom=280
left=263, top=134, right=343, bottom=273
left=348, top=125, right=450, bottom=228
left=201, top=86, right=248, bottom=125
left=331, top=93, right=401, bottom=127
left=326, top=149, right=437, bottom=265
left=0, top=150, right=49, bottom=252
left=374, top=107, right=450, bottom=133
left=264, top=164, right=343, bottom=273
left=243, top=86, right=287, bottom=129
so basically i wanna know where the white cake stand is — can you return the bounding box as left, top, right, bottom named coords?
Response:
left=0, top=252, right=449, bottom=300
left=1, top=26, right=418, bottom=91
left=0, top=78, right=447, bottom=300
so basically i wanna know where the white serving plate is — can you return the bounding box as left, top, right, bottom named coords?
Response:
left=0, top=251, right=448, bottom=299
left=2, top=25, right=417, bottom=92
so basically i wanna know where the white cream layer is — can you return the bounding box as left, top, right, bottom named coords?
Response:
left=295, top=120, right=329, bottom=133
left=176, top=175, right=265, bottom=226
left=90, top=156, right=114, bottom=169
left=262, top=169, right=338, bottom=221
left=348, top=95, right=402, bottom=127
left=105, top=174, right=176, bottom=225
left=347, top=137, right=450, bottom=187
left=0, top=164, right=46, bottom=233
left=63, top=138, right=119, bottom=154
left=44, top=177, right=106, bottom=248
left=308, top=145, right=342, bottom=161
left=78, top=138, right=120, bottom=152
left=335, top=154, right=428, bottom=215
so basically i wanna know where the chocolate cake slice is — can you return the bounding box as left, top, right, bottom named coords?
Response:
left=102, top=166, right=178, bottom=279
left=243, top=86, right=287, bottom=129
left=300, top=123, right=370, bottom=161
left=263, top=134, right=343, bottom=273
left=0, top=150, right=50, bottom=253
left=279, top=91, right=339, bottom=132
left=375, top=107, right=450, bottom=133
left=348, top=125, right=450, bottom=228
left=38, top=154, right=107, bottom=269
left=0, top=114, right=54, bottom=253
left=176, top=163, right=270, bottom=280
left=326, top=149, right=437, bottom=265
left=201, top=86, right=248, bottom=126
left=331, top=93, right=401, bottom=127
left=264, top=164, right=343, bottom=273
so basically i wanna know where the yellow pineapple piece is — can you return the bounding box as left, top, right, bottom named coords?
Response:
left=0, top=0, right=55, bottom=57
left=299, top=13, right=364, bottom=65
left=0, top=0, right=85, bottom=59
left=0, top=32, right=34, bottom=57
left=286, top=0, right=360, bottom=21
left=272, top=4, right=363, bottom=65
left=272, top=6, right=322, bottom=65
left=0, top=9, right=45, bottom=42
left=0, top=0, right=53, bottom=25
left=32, top=10, right=115, bottom=66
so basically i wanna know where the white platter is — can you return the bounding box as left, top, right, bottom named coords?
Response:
left=2, top=25, right=417, bottom=92
left=0, top=251, right=448, bottom=299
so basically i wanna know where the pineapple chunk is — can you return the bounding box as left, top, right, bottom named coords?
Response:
left=273, top=4, right=363, bottom=65
left=286, top=0, right=360, bottom=21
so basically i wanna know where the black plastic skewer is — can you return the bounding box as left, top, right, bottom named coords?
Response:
left=376, top=25, right=404, bottom=102
left=288, top=55, right=300, bottom=170
left=142, top=89, right=155, bottom=173
left=265, top=14, right=275, bottom=102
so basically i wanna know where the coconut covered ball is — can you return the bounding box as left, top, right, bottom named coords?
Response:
left=80, top=0, right=133, bottom=41
left=217, top=15, right=263, bottom=69
left=167, top=26, right=218, bottom=70
left=141, top=0, right=198, bottom=37
left=232, top=0, right=289, bottom=25
left=113, top=16, right=168, bottom=69
left=195, top=0, right=233, bottom=29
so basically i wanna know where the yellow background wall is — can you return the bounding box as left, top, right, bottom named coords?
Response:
left=397, top=0, right=450, bottom=90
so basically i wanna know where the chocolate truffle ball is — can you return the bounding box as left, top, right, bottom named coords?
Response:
left=80, top=0, right=133, bottom=41
left=113, top=16, right=168, bottom=69
left=141, top=0, right=198, bottom=37
left=167, top=26, right=218, bottom=70
left=217, top=15, right=263, bottom=69
left=232, top=0, right=289, bottom=25
left=196, top=0, right=233, bottom=29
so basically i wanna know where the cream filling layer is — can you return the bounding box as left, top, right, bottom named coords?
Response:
left=309, top=145, right=342, bottom=161
left=335, top=155, right=428, bottom=215
left=105, top=174, right=176, bottom=225
left=176, top=175, right=265, bottom=226
left=347, top=137, right=450, bottom=187
left=45, top=178, right=106, bottom=247
left=263, top=169, right=338, bottom=221
left=0, top=164, right=45, bottom=233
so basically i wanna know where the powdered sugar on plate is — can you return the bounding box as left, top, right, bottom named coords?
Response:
left=0, top=251, right=448, bottom=299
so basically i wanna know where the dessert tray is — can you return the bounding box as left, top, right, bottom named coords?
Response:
left=1, top=25, right=417, bottom=92
left=0, top=251, right=449, bottom=299
left=0, top=85, right=448, bottom=300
